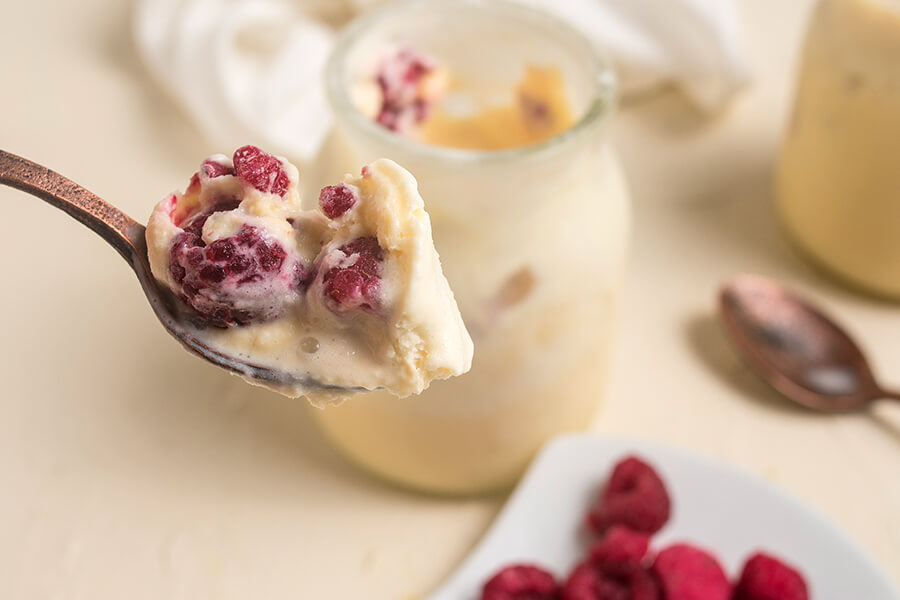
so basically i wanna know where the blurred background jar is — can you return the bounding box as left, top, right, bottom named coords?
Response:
left=778, top=0, right=900, bottom=298
left=307, top=0, right=630, bottom=495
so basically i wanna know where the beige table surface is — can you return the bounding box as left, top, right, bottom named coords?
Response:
left=2, top=0, right=899, bottom=597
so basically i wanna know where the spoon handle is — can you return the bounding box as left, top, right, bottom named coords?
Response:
left=0, top=149, right=145, bottom=263
left=879, top=389, right=900, bottom=403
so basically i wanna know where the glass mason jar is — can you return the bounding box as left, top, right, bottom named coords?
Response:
left=778, top=0, right=900, bottom=298
left=307, top=0, right=630, bottom=495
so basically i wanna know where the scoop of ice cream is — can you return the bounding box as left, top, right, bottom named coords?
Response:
left=146, top=147, right=473, bottom=404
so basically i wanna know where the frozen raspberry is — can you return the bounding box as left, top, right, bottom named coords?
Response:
left=733, top=553, right=808, bottom=600
left=168, top=213, right=307, bottom=327
left=651, top=544, right=730, bottom=600
left=186, top=157, right=233, bottom=195
left=561, top=561, right=659, bottom=600
left=201, top=158, right=235, bottom=179
left=232, top=145, right=290, bottom=197
left=340, top=237, right=382, bottom=261
left=319, top=183, right=358, bottom=219
left=375, top=48, right=438, bottom=132
left=588, top=456, right=671, bottom=535
left=589, top=526, right=652, bottom=567
left=481, top=564, right=558, bottom=600
left=322, top=237, right=384, bottom=312
left=175, top=198, right=240, bottom=236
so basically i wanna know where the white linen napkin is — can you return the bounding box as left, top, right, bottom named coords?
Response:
left=134, top=0, right=749, bottom=163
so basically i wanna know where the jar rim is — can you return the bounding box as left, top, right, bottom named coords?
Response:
left=325, top=0, right=618, bottom=165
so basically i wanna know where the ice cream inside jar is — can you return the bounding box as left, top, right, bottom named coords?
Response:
left=309, top=0, right=631, bottom=495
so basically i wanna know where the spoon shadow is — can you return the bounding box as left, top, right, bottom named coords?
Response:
left=118, top=321, right=395, bottom=500
left=687, top=312, right=900, bottom=444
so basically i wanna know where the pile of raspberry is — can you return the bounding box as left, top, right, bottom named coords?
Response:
left=481, top=455, right=810, bottom=600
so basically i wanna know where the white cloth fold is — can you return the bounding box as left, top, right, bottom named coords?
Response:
left=134, top=0, right=750, bottom=163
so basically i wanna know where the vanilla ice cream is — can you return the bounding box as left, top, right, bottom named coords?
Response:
left=146, top=146, right=472, bottom=406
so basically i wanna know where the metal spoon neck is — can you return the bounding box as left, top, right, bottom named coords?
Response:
left=878, top=389, right=900, bottom=403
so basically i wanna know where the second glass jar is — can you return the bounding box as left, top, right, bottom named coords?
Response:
left=779, top=0, right=900, bottom=298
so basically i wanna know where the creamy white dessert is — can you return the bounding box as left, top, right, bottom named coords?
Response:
left=779, top=0, right=900, bottom=297
left=146, top=145, right=473, bottom=406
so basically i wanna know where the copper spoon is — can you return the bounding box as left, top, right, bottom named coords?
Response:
left=718, top=274, right=900, bottom=412
left=0, top=149, right=361, bottom=394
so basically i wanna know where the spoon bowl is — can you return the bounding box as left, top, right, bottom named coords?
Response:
left=0, top=149, right=361, bottom=394
left=718, top=274, right=900, bottom=412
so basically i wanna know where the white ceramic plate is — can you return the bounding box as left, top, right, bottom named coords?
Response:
left=429, top=434, right=900, bottom=600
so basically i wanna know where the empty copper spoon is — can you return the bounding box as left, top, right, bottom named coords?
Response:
left=0, top=149, right=361, bottom=394
left=719, top=274, right=900, bottom=412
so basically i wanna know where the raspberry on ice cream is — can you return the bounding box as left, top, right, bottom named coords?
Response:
left=318, top=182, right=359, bottom=219
left=232, top=144, right=290, bottom=196
left=320, top=237, right=384, bottom=312
left=201, top=158, right=235, bottom=179
left=368, top=47, right=446, bottom=134
left=150, top=148, right=307, bottom=328
left=145, top=146, right=473, bottom=404
left=167, top=222, right=306, bottom=328
left=587, top=456, right=672, bottom=535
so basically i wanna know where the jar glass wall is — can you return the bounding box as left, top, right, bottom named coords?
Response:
left=308, top=0, right=631, bottom=495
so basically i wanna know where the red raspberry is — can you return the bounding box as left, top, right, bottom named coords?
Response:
left=651, top=544, right=730, bottom=600
left=168, top=210, right=307, bottom=327
left=186, top=157, right=234, bottom=196
left=175, top=198, right=240, bottom=236
left=201, top=158, right=235, bottom=179
left=588, top=526, right=652, bottom=567
left=481, top=564, right=558, bottom=600
left=561, top=561, right=659, bottom=600
left=588, top=456, right=671, bottom=535
left=733, top=553, right=808, bottom=600
left=322, top=237, right=384, bottom=312
left=374, top=48, right=437, bottom=132
left=340, top=237, right=382, bottom=262
left=319, top=183, right=359, bottom=219
left=232, top=145, right=290, bottom=197
left=376, top=105, right=399, bottom=130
